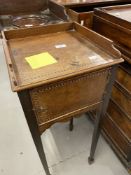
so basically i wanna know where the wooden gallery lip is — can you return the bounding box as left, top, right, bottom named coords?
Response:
left=93, top=4, right=131, bottom=64
left=0, top=0, right=68, bottom=31
left=2, top=22, right=123, bottom=92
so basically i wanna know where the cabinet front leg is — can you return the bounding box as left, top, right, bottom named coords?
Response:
left=18, top=90, right=51, bottom=175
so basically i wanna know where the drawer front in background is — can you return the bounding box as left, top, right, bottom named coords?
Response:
left=103, top=113, right=131, bottom=161
left=93, top=15, right=131, bottom=51
left=104, top=99, right=131, bottom=161
left=116, top=66, right=131, bottom=92
left=112, top=84, right=131, bottom=117
left=67, top=9, right=93, bottom=28
left=30, top=69, right=109, bottom=125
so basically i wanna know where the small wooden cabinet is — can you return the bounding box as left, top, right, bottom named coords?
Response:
left=2, top=22, right=122, bottom=175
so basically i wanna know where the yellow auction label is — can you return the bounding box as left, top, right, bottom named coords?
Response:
left=25, top=52, right=57, bottom=69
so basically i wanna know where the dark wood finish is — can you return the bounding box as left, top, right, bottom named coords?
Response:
left=93, top=4, right=131, bottom=64
left=104, top=63, right=131, bottom=169
left=104, top=100, right=131, bottom=161
left=18, top=90, right=50, bottom=175
left=51, top=0, right=131, bottom=8
left=102, top=127, right=131, bottom=172
left=2, top=22, right=122, bottom=91
left=2, top=22, right=123, bottom=174
left=0, top=0, right=48, bottom=15
left=65, top=1, right=130, bottom=28
left=31, top=69, right=109, bottom=133
left=50, top=0, right=130, bottom=28
left=67, top=10, right=93, bottom=28
left=92, top=6, right=131, bottom=169
left=49, top=0, right=69, bottom=21
left=89, top=63, right=131, bottom=169
left=74, top=4, right=131, bottom=170
left=88, top=65, right=117, bottom=164
left=0, top=0, right=68, bottom=33
left=116, top=63, right=131, bottom=92
left=112, top=82, right=131, bottom=118
left=87, top=108, right=131, bottom=170
left=105, top=63, right=131, bottom=170
left=69, top=118, right=74, bottom=131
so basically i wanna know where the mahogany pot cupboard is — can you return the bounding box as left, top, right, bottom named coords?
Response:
left=2, top=22, right=123, bottom=175
left=0, top=0, right=130, bottom=173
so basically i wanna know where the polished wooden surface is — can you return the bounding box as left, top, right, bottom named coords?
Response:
left=2, top=22, right=122, bottom=92
left=83, top=5, right=131, bottom=168
left=103, top=5, right=131, bottom=22
left=2, top=22, right=123, bottom=131
left=31, top=68, right=109, bottom=133
left=104, top=100, right=131, bottom=161
left=51, top=0, right=131, bottom=7
left=112, top=83, right=131, bottom=118
left=93, top=4, right=131, bottom=161
left=104, top=62, right=131, bottom=168
left=67, top=10, right=93, bottom=28
left=0, top=0, right=68, bottom=32
left=66, top=2, right=130, bottom=30
left=0, top=0, right=48, bottom=15
left=93, top=4, right=131, bottom=64
left=2, top=22, right=123, bottom=173
left=116, top=63, right=131, bottom=92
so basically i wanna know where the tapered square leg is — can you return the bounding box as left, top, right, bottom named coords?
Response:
left=18, top=90, right=51, bottom=175
left=88, top=65, right=117, bottom=163
left=69, top=118, right=74, bottom=131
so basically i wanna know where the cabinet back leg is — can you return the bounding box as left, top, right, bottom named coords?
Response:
left=69, top=118, right=74, bottom=131
left=88, top=65, right=117, bottom=163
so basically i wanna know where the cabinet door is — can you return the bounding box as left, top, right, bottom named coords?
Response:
left=30, top=69, right=109, bottom=126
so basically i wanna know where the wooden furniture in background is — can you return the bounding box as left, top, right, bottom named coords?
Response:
left=0, top=0, right=68, bottom=32
left=66, top=4, right=131, bottom=171
left=92, top=4, right=131, bottom=171
left=93, top=4, right=131, bottom=64
left=65, top=0, right=130, bottom=28
left=50, top=0, right=131, bottom=28
left=2, top=22, right=123, bottom=175
left=103, top=62, right=131, bottom=171
left=50, top=0, right=131, bottom=8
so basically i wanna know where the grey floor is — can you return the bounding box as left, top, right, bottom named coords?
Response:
left=0, top=39, right=129, bottom=175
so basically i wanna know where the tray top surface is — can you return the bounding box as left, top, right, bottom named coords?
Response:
left=51, top=0, right=128, bottom=6
left=7, top=30, right=115, bottom=89
left=105, top=6, right=131, bottom=22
